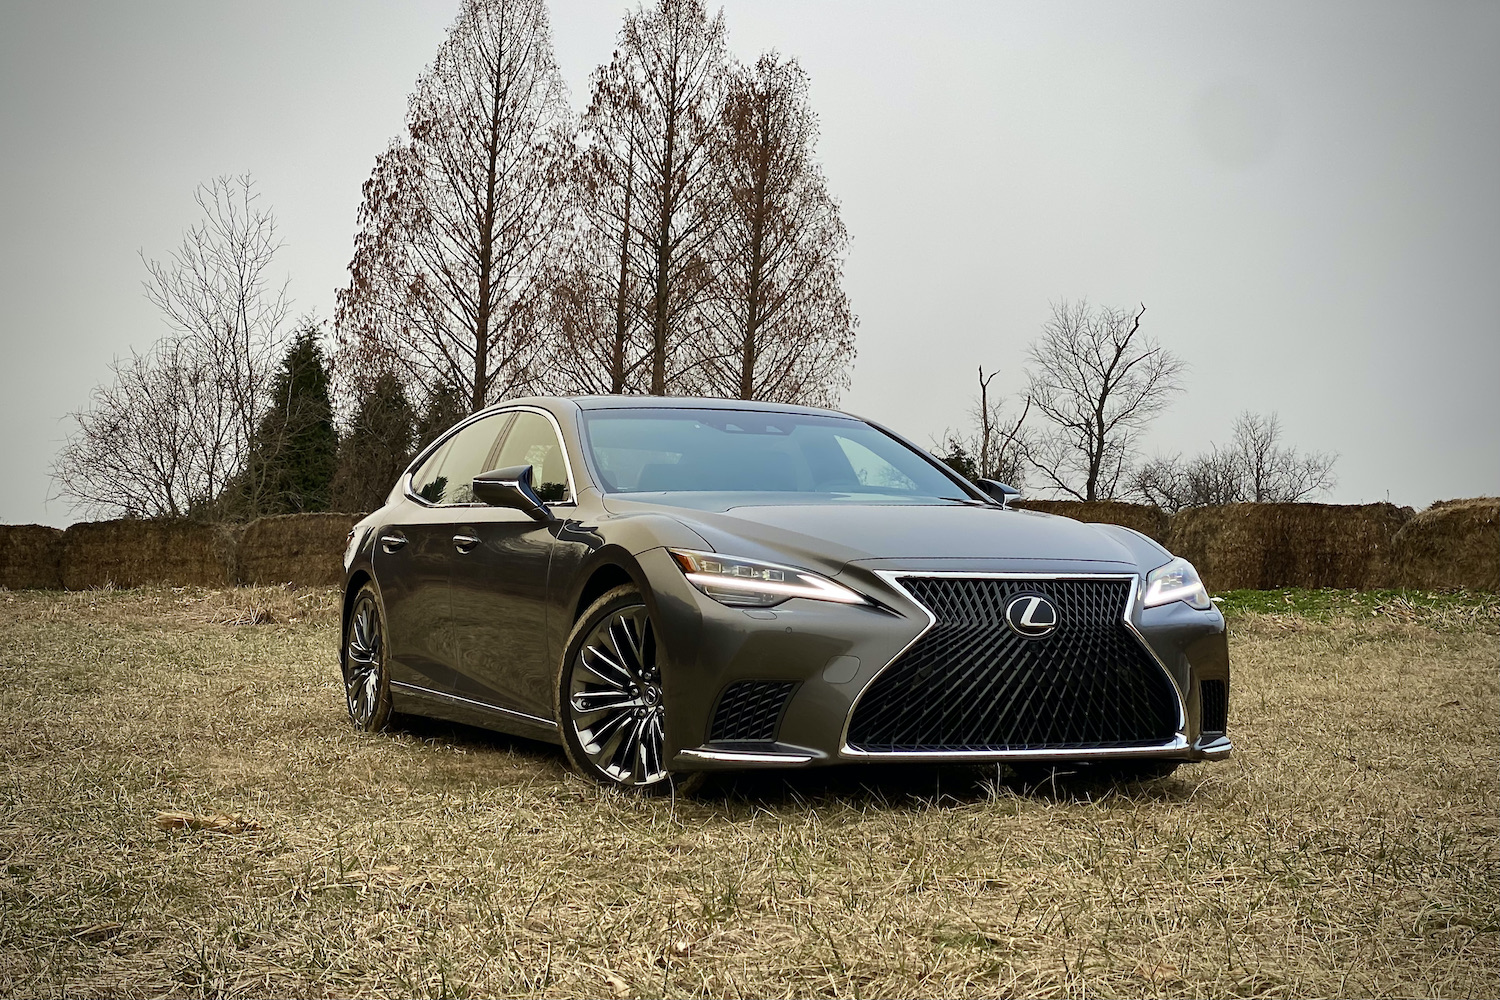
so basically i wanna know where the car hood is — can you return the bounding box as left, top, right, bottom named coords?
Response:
left=600, top=494, right=1142, bottom=572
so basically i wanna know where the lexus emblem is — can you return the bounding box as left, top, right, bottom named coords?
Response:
left=1005, top=593, right=1059, bottom=638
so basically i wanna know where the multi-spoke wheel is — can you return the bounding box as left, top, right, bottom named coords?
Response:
left=343, top=582, right=392, bottom=731
left=558, top=585, right=695, bottom=792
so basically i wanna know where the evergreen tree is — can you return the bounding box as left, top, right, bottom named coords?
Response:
left=253, top=324, right=338, bottom=513
left=330, top=372, right=417, bottom=513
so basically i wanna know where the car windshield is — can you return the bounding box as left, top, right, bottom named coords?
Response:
left=580, top=408, right=972, bottom=499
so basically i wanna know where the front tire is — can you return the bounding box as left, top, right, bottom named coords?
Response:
left=557, top=585, right=695, bottom=793
left=343, top=582, right=393, bottom=732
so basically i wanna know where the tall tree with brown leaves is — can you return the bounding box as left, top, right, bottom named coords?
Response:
left=568, top=0, right=728, bottom=396
left=695, top=54, right=856, bottom=405
left=336, top=0, right=571, bottom=414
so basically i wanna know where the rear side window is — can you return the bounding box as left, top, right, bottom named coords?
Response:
left=409, top=413, right=513, bottom=505
left=489, top=412, right=571, bottom=502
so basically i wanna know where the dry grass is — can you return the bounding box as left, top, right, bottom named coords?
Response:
left=1, top=586, right=1495, bottom=998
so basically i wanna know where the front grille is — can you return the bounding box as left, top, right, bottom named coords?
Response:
left=1200, top=679, right=1227, bottom=733
left=846, top=577, right=1180, bottom=752
left=710, top=681, right=795, bottom=742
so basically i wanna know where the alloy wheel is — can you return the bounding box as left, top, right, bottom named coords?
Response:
left=345, top=591, right=385, bottom=728
left=566, top=603, right=668, bottom=786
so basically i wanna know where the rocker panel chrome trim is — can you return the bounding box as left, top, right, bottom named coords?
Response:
left=390, top=680, right=559, bottom=730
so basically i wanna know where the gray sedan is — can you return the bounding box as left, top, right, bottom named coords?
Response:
left=340, top=396, right=1231, bottom=791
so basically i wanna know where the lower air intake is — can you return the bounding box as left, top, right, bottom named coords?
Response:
left=1200, top=679, right=1227, bottom=734
left=710, top=680, right=795, bottom=743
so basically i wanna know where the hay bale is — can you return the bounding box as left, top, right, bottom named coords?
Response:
left=1387, top=497, right=1498, bottom=592
left=0, top=524, right=65, bottom=590
left=1166, top=502, right=1412, bottom=592
left=237, top=513, right=364, bottom=587
left=1013, top=500, right=1171, bottom=544
left=61, top=519, right=238, bottom=590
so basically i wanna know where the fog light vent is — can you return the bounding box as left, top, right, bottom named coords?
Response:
left=1201, top=679, right=1227, bottom=734
left=710, top=681, right=795, bottom=742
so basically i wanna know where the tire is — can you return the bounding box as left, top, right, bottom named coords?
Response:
left=556, top=585, right=700, bottom=794
left=342, top=581, right=393, bottom=732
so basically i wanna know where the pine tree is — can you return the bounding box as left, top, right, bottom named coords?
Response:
left=330, top=372, right=417, bottom=513
left=253, top=325, right=338, bottom=513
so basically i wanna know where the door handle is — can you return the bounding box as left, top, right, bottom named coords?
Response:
left=453, top=533, right=480, bottom=553
left=379, top=533, right=407, bottom=553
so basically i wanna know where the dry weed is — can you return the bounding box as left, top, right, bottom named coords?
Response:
left=1, top=586, right=1495, bottom=998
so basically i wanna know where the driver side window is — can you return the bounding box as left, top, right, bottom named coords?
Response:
left=489, top=412, right=571, bottom=502
left=409, top=413, right=513, bottom=505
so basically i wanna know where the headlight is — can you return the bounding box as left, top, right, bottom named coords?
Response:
left=668, top=549, right=868, bottom=608
left=1143, top=557, right=1212, bottom=610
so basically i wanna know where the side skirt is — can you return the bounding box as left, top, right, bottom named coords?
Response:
left=390, top=681, right=563, bottom=746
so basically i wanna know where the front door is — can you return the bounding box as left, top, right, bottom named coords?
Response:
left=447, top=410, right=575, bottom=724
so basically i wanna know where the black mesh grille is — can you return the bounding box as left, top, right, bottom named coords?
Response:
left=710, top=681, right=795, bottom=742
left=1200, top=679, right=1227, bottom=734
left=846, top=577, right=1180, bottom=752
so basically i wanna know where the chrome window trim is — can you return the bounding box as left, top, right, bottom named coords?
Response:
left=401, top=404, right=579, bottom=510
left=390, top=680, right=558, bottom=730
left=837, top=571, right=1189, bottom=761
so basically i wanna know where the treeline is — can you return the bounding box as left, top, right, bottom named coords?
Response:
left=54, top=0, right=855, bottom=520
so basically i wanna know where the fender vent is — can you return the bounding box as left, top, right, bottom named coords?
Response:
left=1200, top=679, right=1227, bottom=734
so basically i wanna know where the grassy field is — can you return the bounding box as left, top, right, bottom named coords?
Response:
left=1, top=585, right=1496, bottom=999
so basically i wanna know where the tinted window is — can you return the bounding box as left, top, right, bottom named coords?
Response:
left=490, top=412, right=570, bottom=502
left=580, top=409, right=967, bottom=499
left=410, top=413, right=512, bottom=505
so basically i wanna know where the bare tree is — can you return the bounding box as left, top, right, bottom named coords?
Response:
left=1132, top=411, right=1337, bottom=510
left=1024, top=301, right=1185, bottom=501
left=336, top=0, right=571, bottom=414
left=568, top=0, right=728, bottom=396
left=54, top=176, right=289, bottom=519
left=1230, top=411, right=1338, bottom=502
left=937, top=365, right=1030, bottom=486
left=694, top=53, right=856, bottom=405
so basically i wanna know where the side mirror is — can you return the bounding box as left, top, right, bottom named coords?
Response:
left=473, top=465, right=555, bottom=523
left=977, top=478, right=1021, bottom=508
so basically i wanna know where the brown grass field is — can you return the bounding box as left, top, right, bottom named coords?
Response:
left=1, top=585, right=1496, bottom=998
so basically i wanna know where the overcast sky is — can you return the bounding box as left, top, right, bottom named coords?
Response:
left=2, top=0, right=1495, bottom=526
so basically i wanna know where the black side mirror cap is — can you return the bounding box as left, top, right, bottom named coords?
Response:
left=977, top=478, right=1021, bottom=508
left=473, top=465, right=555, bottom=523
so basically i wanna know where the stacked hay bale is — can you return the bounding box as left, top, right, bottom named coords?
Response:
left=238, top=513, right=365, bottom=587
left=0, top=524, right=66, bottom=589
left=1166, top=502, right=1412, bottom=592
left=61, top=519, right=237, bottom=590
left=1387, top=498, right=1499, bottom=591
left=1012, top=500, right=1171, bottom=545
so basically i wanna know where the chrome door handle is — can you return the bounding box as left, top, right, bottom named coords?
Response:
left=453, top=534, right=480, bottom=553
left=379, top=533, right=407, bottom=552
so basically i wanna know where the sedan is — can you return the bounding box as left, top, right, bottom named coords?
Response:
left=340, top=396, right=1231, bottom=791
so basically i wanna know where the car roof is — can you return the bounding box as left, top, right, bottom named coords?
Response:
left=504, top=395, right=858, bottom=419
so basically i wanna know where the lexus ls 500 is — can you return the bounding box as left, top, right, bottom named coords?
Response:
left=340, top=396, right=1231, bottom=790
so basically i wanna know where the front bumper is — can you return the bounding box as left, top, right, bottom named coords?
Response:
left=639, top=549, right=1231, bottom=771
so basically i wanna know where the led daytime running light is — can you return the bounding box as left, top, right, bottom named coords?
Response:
left=1143, top=557, right=1212, bottom=611
left=669, top=549, right=867, bottom=607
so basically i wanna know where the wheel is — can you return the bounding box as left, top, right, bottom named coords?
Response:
left=556, top=585, right=698, bottom=793
left=343, top=582, right=393, bottom=731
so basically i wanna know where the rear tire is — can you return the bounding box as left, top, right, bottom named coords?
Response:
left=556, top=585, right=701, bottom=795
left=343, top=582, right=393, bottom=732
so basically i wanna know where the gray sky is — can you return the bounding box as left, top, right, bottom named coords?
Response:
left=2, top=0, right=1496, bottom=526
